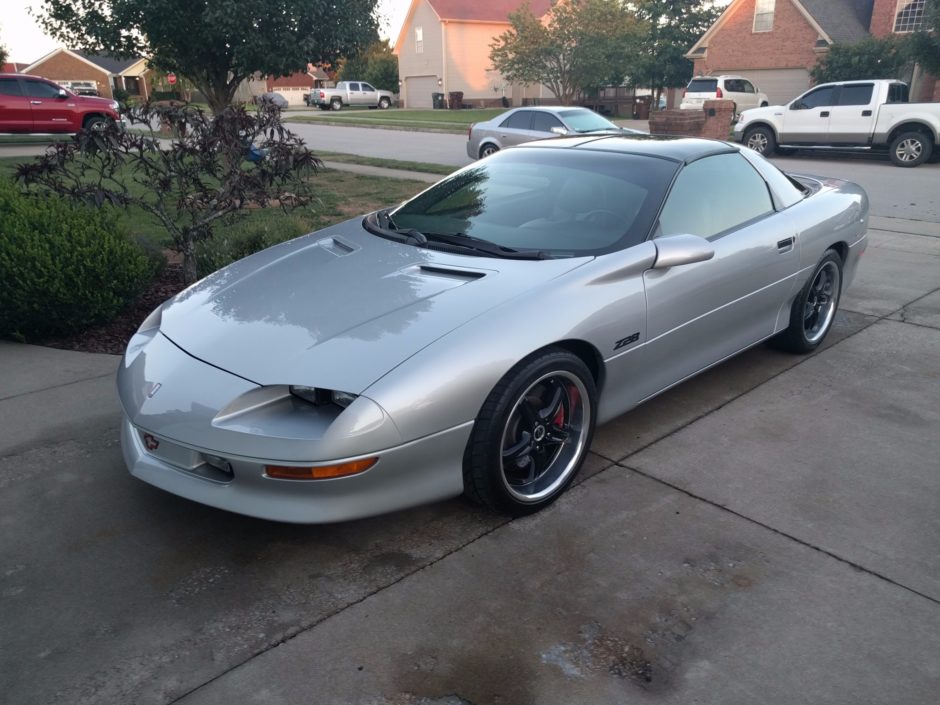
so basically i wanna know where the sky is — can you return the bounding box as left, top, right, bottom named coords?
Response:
left=1, top=0, right=414, bottom=64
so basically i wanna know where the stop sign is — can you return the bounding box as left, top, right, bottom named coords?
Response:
left=167, top=73, right=177, bottom=85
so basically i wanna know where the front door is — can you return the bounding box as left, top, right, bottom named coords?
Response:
left=779, top=84, right=836, bottom=144
left=630, top=152, right=799, bottom=401
left=0, top=76, right=32, bottom=132
left=22, top=78, right=74, bottom=133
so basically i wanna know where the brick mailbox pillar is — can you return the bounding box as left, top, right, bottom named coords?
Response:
left=649, top=99, right=735, bottom=140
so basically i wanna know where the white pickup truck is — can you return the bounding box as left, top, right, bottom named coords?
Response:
left=309, top=81, right=395, bottom=111
left=734, top=79, right=940, bottom=167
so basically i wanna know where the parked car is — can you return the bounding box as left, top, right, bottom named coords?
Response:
left=118, top=135, right=867, bottom=523
left=735, top=79, right=940, bottom=167
left=60, top=80, right=99, bottom=96
left=310, top=81, right=394, bottom=110
left=0, top=73, right=123, bottom=134
left=257, top=92, right=289, bottom=109
left=680, top=75, right=769, bottom=117
left=467, top=106, right=645, bottom=159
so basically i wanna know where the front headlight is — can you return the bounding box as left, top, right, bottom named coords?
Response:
left=111, top=100, right=120, bottom=111
left=289, top=385, right=359, bottom=409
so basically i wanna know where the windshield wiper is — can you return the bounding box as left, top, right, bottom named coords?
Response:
left=380, top=209, right=428, bottom=245
left=422, top=231, right=550, bottom=260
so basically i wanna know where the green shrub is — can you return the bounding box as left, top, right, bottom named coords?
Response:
left=0, top=179, right=157, bottom=340
left=195, top=210, right=316, bottom=277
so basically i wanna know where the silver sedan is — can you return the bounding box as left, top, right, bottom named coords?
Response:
left=118, top=136, right=867, bottom=523
left=466, top=106, right=644, bottom=159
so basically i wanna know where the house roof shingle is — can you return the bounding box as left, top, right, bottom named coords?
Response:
left=77, top=52, right=142, bottom=74
left=798, top=0, right=871, bottom=43
left=425, top=0, right=553, bottom=23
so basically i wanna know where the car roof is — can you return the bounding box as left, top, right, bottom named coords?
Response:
left=516, top=134, right=738, bottom=164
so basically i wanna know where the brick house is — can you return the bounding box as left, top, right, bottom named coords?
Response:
left=21, top=48, right=151, bottom=100
left=394, top=0, right=553, bottom=108
left=686, top=0, right=939, bottom=104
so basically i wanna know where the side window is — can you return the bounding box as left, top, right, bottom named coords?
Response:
left=0, top=77, right=23, bottom=96
left=415, top=26, right=424, bottom=54
left=23, top=80, right=62, bottom=98
left=793, top=86, right=835, bottom=109
left=658, top=153, right=774, bottom=239
left=500, top=111, right=533, bottom=129
left=531, top=112, right=564, bottom=133
left=348, top=82, right=360, bottom=91
left=837, top=84, right=874, bottom=106
left=742, top=81, right=756, bottom=94
left=361, top=83, right=375, bottom=92
left=887, top=82, right=909, bottom=103
left=724, top=79, right=743, bottom=93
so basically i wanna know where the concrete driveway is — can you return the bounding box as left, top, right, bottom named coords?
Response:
left=1, top=154, right=939, bottom=704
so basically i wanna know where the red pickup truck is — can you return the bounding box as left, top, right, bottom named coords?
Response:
left=0, top=73, right=124, bottom=134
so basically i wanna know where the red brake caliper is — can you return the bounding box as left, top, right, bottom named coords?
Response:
left=554, top=386, right=575, bottom=427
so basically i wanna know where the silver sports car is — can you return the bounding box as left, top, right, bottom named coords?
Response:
left=118, top=136, right=868, bottom=523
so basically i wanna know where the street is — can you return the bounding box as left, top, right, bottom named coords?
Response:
left=1, top=129, right=940, bottom=704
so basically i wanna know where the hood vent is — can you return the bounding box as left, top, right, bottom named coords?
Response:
left=319, top=237, right=357, bottom=256
left=418, top=264, right=486, bottom=281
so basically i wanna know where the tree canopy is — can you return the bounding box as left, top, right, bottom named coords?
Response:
left=633, top=0, right=722, bottom=101
left=811, top=35, right=913, bottom=84
left=0, top=41, right=8, bottom=67
left=337, top=40, right=399, bottom=92
left=36, top=0, right=379, bottom=113
left=489, top=0, right=646, bottom=105
left=908, top=0, right=940, bottom=76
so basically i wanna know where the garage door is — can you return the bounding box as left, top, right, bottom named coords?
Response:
left=721, top=68, right=811, bottom=105
left=406, top=76, right=438, bottom=109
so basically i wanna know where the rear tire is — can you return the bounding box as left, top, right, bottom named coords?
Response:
left=743, top=125, right=776, bottom=156
left=464, top=349, right=596, bottom=516
left=889, top=131, right=932, bottom=167
left=771, top=250, right=843, bottom=354
left=330, top=98, right=342, bottom=111
left=479, top=143, right=499, bottom=158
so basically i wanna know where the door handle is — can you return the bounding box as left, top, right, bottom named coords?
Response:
left=820, top=111, right=830, bottom=117
left=862, top=110, right=872, bottom=116
left=30, top=100, right=42, bottom=105
left=777, top=237, right=795, bottom=253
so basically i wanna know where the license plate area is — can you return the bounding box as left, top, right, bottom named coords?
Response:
left=138, top=430, right=234, bottom=483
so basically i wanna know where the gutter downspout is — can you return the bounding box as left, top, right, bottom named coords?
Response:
left=442, top=20, right=448, bottom=103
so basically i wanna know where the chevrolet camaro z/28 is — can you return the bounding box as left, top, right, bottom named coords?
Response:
left=118, top=136, right=868, bottom=522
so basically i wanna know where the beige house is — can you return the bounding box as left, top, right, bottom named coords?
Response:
left=394, top=0, right=554, bottom=108
left=21, top=48, right=152, bottom=100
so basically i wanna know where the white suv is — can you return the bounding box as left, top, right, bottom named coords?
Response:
left=680, top=75, right=769, bottom=117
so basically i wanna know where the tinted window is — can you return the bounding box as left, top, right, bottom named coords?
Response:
left=500, top=110, right=533, bottom=129
left=794, top=86, right=835, bottom=109
left=888, top=82, right=909, bottom=103
left=390, top=148, right=678, bottom=255
left=361, top=83, right=375, bottom=92
left=349, top=82, right=360, bottom=91
left=724, top=79, right=744, bottom=93
left=0, top=77, right=22, bottom=96
left=531, top=112, right=564, bottom=133
left=658, top=153, right=774, bottom=239
left=838, top=84, right=873, bottom=106
left=23, top=80, right=62, bottom=98
left=741, top=80, right=756, bottom=94
left=687, top=78, right=718, bottom=93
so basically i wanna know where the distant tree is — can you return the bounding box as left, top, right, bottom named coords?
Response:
left=811, top=35, right=913, bottom=84
left=489, top=0, right=645, bottom=105
left=633, top=0, right=722, bottom=105
left=35, top=0, right=379, bottom=113
left=908, top=0, right=940, bottom=76
left=337, top=40, right=399, bottom=92
left=0, top=41, right=8, bottom=67
left=17, top=103, right=321, bottom=284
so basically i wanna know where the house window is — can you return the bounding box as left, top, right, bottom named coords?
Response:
left=415, top=26, right=424, bottom=54
left=753, top=0, right=775, bottom=32
left=893, top=0, right=925, bottom=33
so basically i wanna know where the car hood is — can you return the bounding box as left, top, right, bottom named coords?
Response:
left=159, top=219, right=589, bottom=394
left=73, top=94, right=116, bottom=109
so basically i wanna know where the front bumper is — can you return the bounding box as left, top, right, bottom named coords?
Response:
left=117, top=331, right=471, bottom=522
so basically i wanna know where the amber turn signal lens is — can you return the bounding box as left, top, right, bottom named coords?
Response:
left=265, top=457, right=378, bottom=480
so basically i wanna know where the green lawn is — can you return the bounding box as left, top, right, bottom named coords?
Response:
left=286, top=108, right=506, bottom=133
left=314, top=150, right=454, bottom=175
left=0, top=135, right=71, bottom=145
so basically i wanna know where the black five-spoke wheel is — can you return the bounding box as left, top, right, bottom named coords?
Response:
left=465, top=349, right=596, bottom=515
left=771, top=249, right=843, bottom=353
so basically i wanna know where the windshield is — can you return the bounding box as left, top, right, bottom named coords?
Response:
left=558, top=109, right=620, bottom=133
left=386, top=147, right=677, bottom=257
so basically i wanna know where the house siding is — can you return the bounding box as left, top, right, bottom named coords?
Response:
left=693, top=0, right=823, bottom=76
left=443, top=21, right=510, bottom=100
left=398, top=0, right=445, bottom=107
left=24, top=52, right=112, bottom=98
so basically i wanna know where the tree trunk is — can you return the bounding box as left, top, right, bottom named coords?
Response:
left=181, top=237, right=198, bottom=284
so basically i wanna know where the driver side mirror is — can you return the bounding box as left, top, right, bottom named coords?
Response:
left=652, top=234, right=715, bottom=270
left=550, top=126, right=569, bottom=135
left=57, top=88, right=68, bottom=99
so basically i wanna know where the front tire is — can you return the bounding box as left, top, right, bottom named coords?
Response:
left=379, top=97, right=391, bottom=109
left=744, top=125, right=776, bottom=156
left=889, top=131, right=932, bottom=167
left=464, top=349, right=596, bottom=516
left=771, top=250, right=843, bottom=353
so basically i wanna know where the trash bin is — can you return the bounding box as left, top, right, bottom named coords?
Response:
left=633, top=95, right=651, bottom=120
left=432, top=92, right=445, bottom=109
